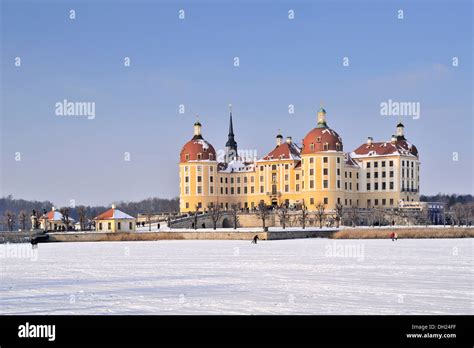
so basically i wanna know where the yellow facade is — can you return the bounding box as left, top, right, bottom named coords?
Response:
left=179, top=110, right=420, bottom=213
left=95, top=219, right=136, bottom=232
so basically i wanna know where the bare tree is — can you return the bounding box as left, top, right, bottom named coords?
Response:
left=4, top=211, right=16, bottom=231
left=451, top=203, right=464, bottom=227
left=348, top=206, right=359, bottom=227
left=462, top=203, right=474, bottom=226
left=314, top=202, right=326, bottom=229
left=334, top=203, right=343, bottom=228
left=60, top=207, right=71, bottom=231
left=77, top=206, right=87, bottom=231
left=256, top=201, right=270, bottom=230
left=230, top=204, right=240, bottom=229
left=208, top=203, right=221, bottom=230
left=299, top=204, right=309, bottom=229
left=277, top=204, right=289, bottom=229
left=18, top=210, right=28, bottom=231
left=193, top=205, right=199, bottom=230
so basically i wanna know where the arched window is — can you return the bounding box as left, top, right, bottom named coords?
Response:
left=323, top=143, right=329, bottom=151
left=310, top=143, right=315, bottom=151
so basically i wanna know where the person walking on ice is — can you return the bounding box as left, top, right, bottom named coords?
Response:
left=251, top=235, right=259, bottom=244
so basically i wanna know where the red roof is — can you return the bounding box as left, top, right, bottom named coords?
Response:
left=262, top=142, right=301, bottom=161
left=180, top=136, right=216, bottom=163
left=301, top=127, right=343, bottom=154
left=352, top=140, right=418, bottom=157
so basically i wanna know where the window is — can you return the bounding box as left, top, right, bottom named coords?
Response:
left=367, top=199, right=371, bottom=207
left=323, top=168, right=328, bottom=175
left=251, top=176, right=255, bottom=183
left=220, top=187, right=223, bottom=194
left=374, top=172, right=378, bottom=178
left=129, top=222, right=133, bottom=230
left=345, top=182, right=347, bottom=190
left=382, top=199, right=386, bottom=206
left=390, top=171, right=394, bottom=178
left=259, top=175, right=263, bottom=182
left=337, top=180, right=340, bottom=188
left=367, top=183, right=371, bottom=190
left=350, top=183, right=352, bottom=190
left=237, top=187, right=241, bottom=194
left=185, top=202, right=189, bottom=209
left=345, top=199, right=347, bottom=206
left=316, top=137, right=321, bottom=143
left=231, top=187, right=234, bottom=194
left=390, top=182, right=394, bottom=190
left=99, top=222, right=103, bottom=230
left=350, top=172, right=352, bottom=179
left=285, top=164, right=289, bottom=170
left=284, top=174, right=289, bottom=181
left=310, top=180, right=314, bottom=189
left=244, top=177, right=248, bottom=184
left=337, top=157, right=341, bottom=164
left=231, top=177, right=234, bottom=184
left=382, top=182, right=386, bottom=190
left=367, top=172, right=370, bottom=179
left=260, top=186, right=264, bottom=193
left=324, top=197, right=328, bottom=205
left=197, top=166, right=202, bottom=172
left=356, top=183, right=359, bottom=191
left=197, top=186, right=202, bottom=194
left=272, top=165, right=277, bottom=170
left=185, top=187, right=189, bottom=195
left=197, top=176, right=202, bottom=182
left=209, top=153, right=214, bottom=160
left=374, top=161, right=378, bottom=168
left=389, top=160, right=394, bottom=167
left=382, top=161, right=386, bottom=167
left=390, top=199, right=394, bottom=206
left=237, top=177, right=240, bottom=184
left=382, top=172, right=386, bottom=178
left=374, top=199, right=379, bottom=206
left=374, top=183, right=379, bottom=190
left=367, top=162, right=371, bottom=168
left=336, top=143, right=341, bottom=151
left=402, top=160, right=405, bottom=166
left=310, top=157, right=314, bottom=164
left=310, top=198, right=314, bottom=205
left=108, top=222, right=111, bottom=230
left=185, top=176, right=189, bottom=183
left=310, top=169, right=314, bottom=176
left=118, top=222, right=121, bottom=230
left=323, top=157, right=328, bottom=163
left=337, top=197, right=341, bottom=204
left=251, top=186, right=254, bottom=193
left=296, top=184, right=300, bottom=191
left=197, top=153, right=202, bottom=160
left=296, top=174, right=300, bottom=180
left=310, top=143, right=315, bottom=151
left=260, top=166, right=264, bottom=171
left=323, top=180, right=328, bottom=188
left=285, top=185, right=289, bottom=192
left=323, top=143, right=329, bottom=151
left=185, top=154, right=190, bottom=161
left=220, top=177, right=223, bottom=183
left=337, top=168, right=340, bottom=175
left=345, top=172, right=347, bottom=178
left=210, top=186, right=214, bottom=194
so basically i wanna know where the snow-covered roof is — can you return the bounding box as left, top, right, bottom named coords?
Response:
left=94, top=208, right=135, bottom=220
left=218, top=160, right=255, bottom=173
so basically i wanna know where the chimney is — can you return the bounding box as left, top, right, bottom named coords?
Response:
left=367, top=137, right=373, bottom=146
left=286, top=136, right=292, bottom=144
left=111, top=204, right=116, bottom=209
left=391, top=135, right=397, bottom=144
left=276, top=133, right=283, bottom=146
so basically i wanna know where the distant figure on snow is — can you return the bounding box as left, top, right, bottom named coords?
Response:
left=251, top=235, right=259, bottom=244
left=389, top=232, right=398, bottom=241
left=30, top=238, right=38, bottom=249
left=202, top=223, right=206, bottom=228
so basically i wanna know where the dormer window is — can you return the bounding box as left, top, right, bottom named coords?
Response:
left=310, top=143, right=315, bottom=151
left=185, top=154, right=190, bottom=161
left=316, top=137, right=321, bottom=143
left=336, top=143, right=341, bottom=151
left=209, top=153, right=214, bottom=160
left=279, top=155, right=284, bottom=159
left=323, top=143, right=329, bottom=151
left=197, top=153, right=202, bottom=160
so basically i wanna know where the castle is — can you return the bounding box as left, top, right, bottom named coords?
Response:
left=179, top=107, right=419, bottom=213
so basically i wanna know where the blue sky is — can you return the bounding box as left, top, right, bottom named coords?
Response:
left=1, top=0, right=472, bottom=206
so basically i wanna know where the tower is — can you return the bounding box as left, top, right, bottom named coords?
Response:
left=317, top=105, right=327, bottom=128
left=396, top=122, right=405, bottom=140
left=225, top=104, right=238, bottom=162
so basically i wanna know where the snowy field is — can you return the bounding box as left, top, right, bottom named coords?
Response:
left=0, top=239, right=472, bottom=315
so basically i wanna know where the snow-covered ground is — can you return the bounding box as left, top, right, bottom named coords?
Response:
left=0, top=239, right=471, bottom=315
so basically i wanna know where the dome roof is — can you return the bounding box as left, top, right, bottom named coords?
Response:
left=180, top=135, right=216, bottom=163
left=301, top=127, right=343, bottom=154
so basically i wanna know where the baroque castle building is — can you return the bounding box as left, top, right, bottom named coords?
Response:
left=179, top=107, right=420, bottom=213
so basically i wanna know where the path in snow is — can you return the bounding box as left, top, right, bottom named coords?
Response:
left=0, top=239, right=471, bottom=315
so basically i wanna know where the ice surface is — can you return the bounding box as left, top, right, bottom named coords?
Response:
left=0, top=239, right=471, bottom=315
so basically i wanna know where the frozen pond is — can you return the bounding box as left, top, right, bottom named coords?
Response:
left=0, top=238, right=472, bottom=314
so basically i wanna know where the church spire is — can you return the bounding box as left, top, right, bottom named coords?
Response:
left=225, top=104, right=238, bottom=162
